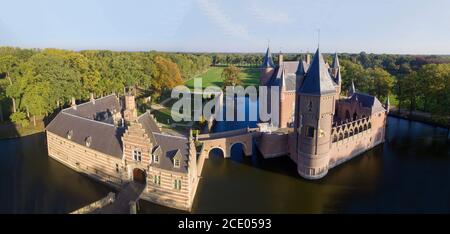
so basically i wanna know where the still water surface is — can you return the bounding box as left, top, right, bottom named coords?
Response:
left=0, top=102, right=449, bottom=213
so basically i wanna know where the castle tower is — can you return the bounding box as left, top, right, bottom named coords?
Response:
left=260, top=46, right=275, bottom=86
left=330, top=53, right=342, bottom=98
left=279, top=67, right=288, bottom=128
left=123, top=90, right=137, bottom=123
left=295, top=48, right=337, bottom=179
left=349, top=80, right=356, bottom=96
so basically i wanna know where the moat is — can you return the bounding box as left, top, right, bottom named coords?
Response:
left=1, top=115, right=449, bottom=213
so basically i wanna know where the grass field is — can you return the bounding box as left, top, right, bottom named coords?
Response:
left=185, top=66, right=260, bottom=89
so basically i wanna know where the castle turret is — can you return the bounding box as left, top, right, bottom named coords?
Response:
left=331, top=53, right=342, bottom=98
left=295, top=48, right=336, bottom=179
left=349, top=80, right=356, bottom=96
left=279, top=67, right=288, bottom=128
left=260, top=46, right=275, bottom=86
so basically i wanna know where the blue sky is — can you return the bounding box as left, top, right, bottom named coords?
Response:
left=1, top=0, right=449, bottom=54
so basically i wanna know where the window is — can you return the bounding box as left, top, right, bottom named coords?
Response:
left=67, top=130, right=73, bottom=140
left=173, top=179, right=181, bottom=190
left=153, top=175, right=161, bottom=185
left=308, top=101, right=313, bottom=112
left=305, top=126, right=315, bottom=138
left=152, top=154, right=159, bottom=164
left=85, top=136, right=92, bottom=147
left=133, top=149, right=142, bottom=162
left=174, top=158, right=180, bottom=168
left=115, top=164, right=119, bottom=173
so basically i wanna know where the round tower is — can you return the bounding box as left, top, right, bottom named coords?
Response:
left=295, top=48, right=336, bottom=179
left=260, top=46, right=275, bottom=86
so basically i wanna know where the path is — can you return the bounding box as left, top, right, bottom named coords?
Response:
left=92, top=182, right=145, bottom=214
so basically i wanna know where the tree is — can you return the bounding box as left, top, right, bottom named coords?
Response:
left=398, top=71, right=420, bottom=114
left=221, top=65, right=242, bottom=88
left=367, top=67, right=395, bottom=98
left=10, top=111, right=28, bottom=127
left=0, top=55, right=21, bottom=113
left=151, top=56, right=183, bottom=98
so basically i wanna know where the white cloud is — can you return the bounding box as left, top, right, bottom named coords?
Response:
left=250, top=5, right=294, bottom=25
left=196, top=0, right=250, bottom=40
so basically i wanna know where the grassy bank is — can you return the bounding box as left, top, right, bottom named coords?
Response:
left=185, top=66, right=260, bottom=89
left=0, top=119, right=45, bottom=140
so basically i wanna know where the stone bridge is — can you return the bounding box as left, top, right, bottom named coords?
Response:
left=197, top=127, right=260, bottom=159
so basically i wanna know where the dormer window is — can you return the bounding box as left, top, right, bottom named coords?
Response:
left=173, top=150, right=182, bottom=168
left=152, top=145, right=162, bottom=164
left=153, top=154, right=159, bottom=164
left=67, top=130, right=73, bottom=140
left=85, top=136, right=92, bottom=147
left=174, top=158, right=180, bottom=168
left=133, top=149, right=142, bottom=162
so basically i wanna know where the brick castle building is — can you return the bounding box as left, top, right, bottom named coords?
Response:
left=45, top=46, right=389, bottom=211
left=257, top=46, right=388, bottom=179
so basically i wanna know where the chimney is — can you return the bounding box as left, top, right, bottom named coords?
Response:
left=90, top=93, right=95, bottom=104
left=71, top=97, right=77, bottom=110
left=123, top=93, right=137, bottom=123
left=278, top=52, right=283, bottom=67
left=305, top=53, right=311, bottom=64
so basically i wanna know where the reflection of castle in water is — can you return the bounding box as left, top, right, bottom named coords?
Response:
left=45, top=47, right=388, bottom=212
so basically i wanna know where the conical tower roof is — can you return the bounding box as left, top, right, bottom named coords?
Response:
left=298, top=48, right=336, bottom=95
left=261, top=46, right=275, bottom=68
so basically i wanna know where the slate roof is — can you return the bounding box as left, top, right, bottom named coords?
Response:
left=350, top=92, right=386, bottom=113
left=298, top=48, right=336, bottom=95
left=151, top=133, right=190, bottom=173
left=261, top=47, right=275, bottom=68
left=331, top=53, right=340, bottom=69
left=137, top=111, right=161, bottom=143
left=267, top=61, right=300, bottom=91
left=46, top=112, right=124, bottom=158
left=64, top=95, right=121, bottom=124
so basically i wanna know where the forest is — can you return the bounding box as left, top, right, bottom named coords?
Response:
left=1, top=47, right=449, bottom=130
left=0, top=47, right=211, bottom=127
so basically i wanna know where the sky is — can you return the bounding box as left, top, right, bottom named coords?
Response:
left=0, top=0, right=449, bottom=54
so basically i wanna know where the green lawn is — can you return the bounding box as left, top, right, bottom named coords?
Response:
left=185, top=66, right=260, bottom=89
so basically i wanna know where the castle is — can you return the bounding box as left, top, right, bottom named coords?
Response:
left=46, top=92, right=199, bottom=211
left=257, top=46, right=388, bottom=179
left=45, top=46, right=388, bottom=212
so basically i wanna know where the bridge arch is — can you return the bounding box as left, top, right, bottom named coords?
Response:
left=207, top=146, right=225, bottom=158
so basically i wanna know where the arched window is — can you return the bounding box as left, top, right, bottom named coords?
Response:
left=333, top=135, right=338, bottom=143
left=363, top=125, right=367, bottom=131
left=345, top=110, right=351, bottom=120
left=368, top=123, right=372, bottom=129
left=349, top=130, right=354, bottom=137
left=360, top=126, right=364, bottom=132
left=305, top=126, right=315, bottom=138
left=339, top=133, right=343, bottom=141
left=353, top=112, right=358, bottom=121
left=344, top=131, right=349, bottom=139
left=355, top=127, right=359, bottom=134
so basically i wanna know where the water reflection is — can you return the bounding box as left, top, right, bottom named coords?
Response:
left=1, top=111, right=449, bottom=213
left=0, top=133, right=111, bottom=213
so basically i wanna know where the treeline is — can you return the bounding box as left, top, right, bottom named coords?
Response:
left=0, top=47, right=211, bottom=125
left=212, top=51, right=450, bottom=123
